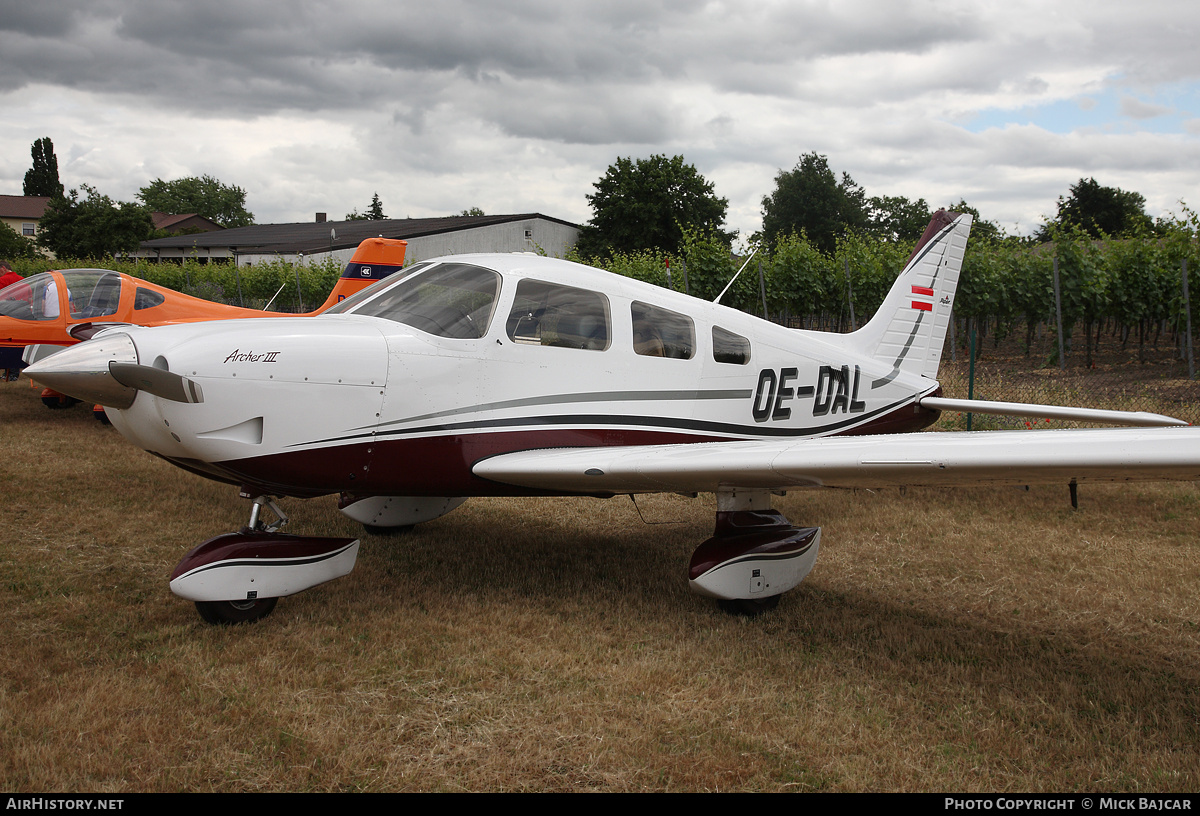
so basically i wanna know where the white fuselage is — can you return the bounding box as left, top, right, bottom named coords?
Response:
left=99, top=254, right=939, bottom=498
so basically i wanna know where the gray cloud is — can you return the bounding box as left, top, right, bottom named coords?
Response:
left=1, top=0, right=1198, bottom=240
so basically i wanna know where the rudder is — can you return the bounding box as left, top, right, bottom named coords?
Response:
left=848, top=210, right=972, bottom=382
left=313, top=237, right=408, bottom=312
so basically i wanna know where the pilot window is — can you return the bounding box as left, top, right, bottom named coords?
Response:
left=712, top=326, right=751, bottom=365
left=506, top=279, right=610, bottom=351
left=335, top=262, right=500, bottom=339
left=0, top=271, right=123, bottom=321
left=0, top=273, right=52, bottom=320
left=631, top=301, right=694, bottom=359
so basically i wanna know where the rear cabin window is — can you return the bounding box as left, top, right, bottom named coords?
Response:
left=134, top=287, right=165, bottom=310
left=712, top=326, right=751, bottom=365
left=334, top=262, right=500, bottom=339
left=506, top=279, right=610, bottom=351
left=632, top=301, right=694, bottom=359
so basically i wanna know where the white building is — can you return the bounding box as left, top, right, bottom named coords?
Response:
left=134, top=213, right=580, bottom=266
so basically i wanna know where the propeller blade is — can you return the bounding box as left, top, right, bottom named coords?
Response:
left=109, top=363, right=204, bottom=404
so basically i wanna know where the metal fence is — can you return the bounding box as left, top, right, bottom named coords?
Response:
left=935, top=316, right=1199, bottom=428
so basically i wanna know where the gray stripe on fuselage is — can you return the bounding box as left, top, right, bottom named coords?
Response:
left=294, top=394, right=920, bottom=449
left=365, top=388, right=753, bottom=431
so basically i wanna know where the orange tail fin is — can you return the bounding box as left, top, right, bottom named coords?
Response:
left=314, top=238, right=408, bottom=312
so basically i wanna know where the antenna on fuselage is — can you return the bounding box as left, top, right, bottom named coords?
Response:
left=263, top=282, right=288, bottom=312
left=713, top=245, right=760, bottom=305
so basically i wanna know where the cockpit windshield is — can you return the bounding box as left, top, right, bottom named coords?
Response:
left=0, top=270, right=123, bottom=321
left=327, top=262, right=500, bottom=340
left=0, top=267, right=121, bottom=319
left=323, top=261, right=434, bottom=314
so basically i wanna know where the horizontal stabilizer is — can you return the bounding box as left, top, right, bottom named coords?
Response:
left=919, top=396, right=1187, bottom=428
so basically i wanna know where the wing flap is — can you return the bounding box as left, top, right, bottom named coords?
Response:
left=472, top=427, right=1200, bottom=494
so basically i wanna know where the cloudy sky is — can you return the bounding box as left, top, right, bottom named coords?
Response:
left=2, top=0, right=1198, bottom=243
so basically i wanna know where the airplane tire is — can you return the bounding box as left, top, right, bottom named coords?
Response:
left=194, top=597, right=278, bottom=625
left=717, top=595, right=781, bottom=616
left=363, top=524, right=414, bottom=536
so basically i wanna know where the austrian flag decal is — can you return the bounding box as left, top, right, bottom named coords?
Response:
left=911, top=285, right=934, bottom=311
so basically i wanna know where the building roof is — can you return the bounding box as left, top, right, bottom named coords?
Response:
left=151, top=212, right=224, bottom=232
left=138, top=213, right=580, bottom=255
left=0, top=195, right=51, bottom=219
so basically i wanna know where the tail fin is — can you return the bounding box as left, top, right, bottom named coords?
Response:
left=313, top=237, right=408, bottom=312
left=848, top=210, right=971, bottom=382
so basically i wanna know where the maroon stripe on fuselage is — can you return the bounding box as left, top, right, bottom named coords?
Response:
left=211, top=428, right=725, bottom=498
left=184, top=401, right=942, bottom=499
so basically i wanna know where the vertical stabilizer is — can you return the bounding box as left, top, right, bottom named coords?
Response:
left=849, top=210, right=971, bottom=382
left=314, top=238, right=408, bottom=312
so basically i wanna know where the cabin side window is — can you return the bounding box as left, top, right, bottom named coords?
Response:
left=632, top=301, right=694, bottom=359
left=134, top=287, right=165, bottom=310
left=506, top=279, right=610, bottom=351
left=339, top=262, right=500, bottom=339
left=712, top=326, right=751, bottom=365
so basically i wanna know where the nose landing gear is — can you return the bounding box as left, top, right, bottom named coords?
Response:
left=171, top=495, right=360, bottom=625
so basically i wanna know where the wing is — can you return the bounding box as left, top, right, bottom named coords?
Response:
left=473, top=427, right=1200, bottom=495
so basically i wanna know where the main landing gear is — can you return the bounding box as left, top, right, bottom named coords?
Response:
left=689, top=489, right=821, bottom=616
left=170, top=495, right=360, bottom=625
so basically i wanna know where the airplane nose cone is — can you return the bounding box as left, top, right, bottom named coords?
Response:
left=24, top=332, right=139, bottom=409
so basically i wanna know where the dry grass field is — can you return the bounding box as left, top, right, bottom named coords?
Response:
left=2, top=376, right=1199, bottom=792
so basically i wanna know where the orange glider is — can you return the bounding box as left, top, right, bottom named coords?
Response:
left=0, top=237, right=406, bottom=408
left=0, top=237, right=407, bottom=349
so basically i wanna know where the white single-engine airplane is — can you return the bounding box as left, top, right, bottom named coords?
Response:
left=25, top=212, right=1200, bottom=624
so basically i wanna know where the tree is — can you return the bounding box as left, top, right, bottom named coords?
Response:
left=1042, top=177, right=1152, bottom=240
left=23, top=137, right=64, bottom=198
left=577, top=154, right=731, bottom=257
left=347, top=193, right=387, bottom=221
left=867, top=195, right=931, bottom=243
left=38, top=185, right=153, bottom=258
left=944, top=199, right=1005, bottom=243
left=459, top=207, right=485, bottom=216
left=0, top=221, right=39, bottom=259
left=137, top=175, right=254, bottom=227
left=760, top=153, right=868, bottom=254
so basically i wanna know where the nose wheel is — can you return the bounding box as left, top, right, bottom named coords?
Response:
left=195, top=597, right=279, bottom=625
left=173, top=494, right=360, bottom=626
left=717, top=595, right=781, bottom=616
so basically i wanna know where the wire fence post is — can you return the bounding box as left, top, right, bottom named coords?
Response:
left=1052, top=256, right=1065, bottom=370
left=758, top=259, right=768, bottom=320
left=294, top=261, right=305, bottom=313
left=967, top=319, right=976, bottom=431
left=1183, top=258, right=1195, bottom=380
left=844, top=257, right=857, bottom=331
